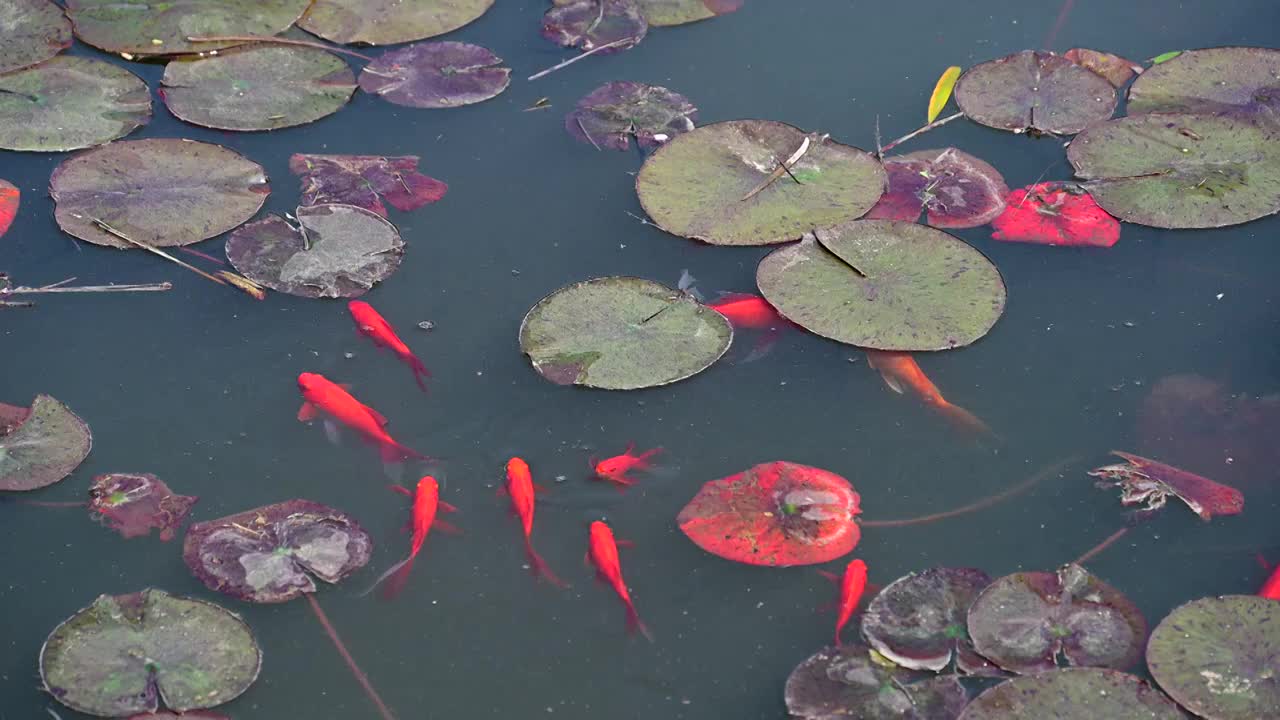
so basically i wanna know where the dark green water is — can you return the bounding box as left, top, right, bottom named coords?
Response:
left=3, top=2, right=1280, bottom=718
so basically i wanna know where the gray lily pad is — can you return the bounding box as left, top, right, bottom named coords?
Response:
left=755, top=220, right=1006, bottom=351
left=955, top=50, right=1118, bottom=135
left=957, top=668, right=1186, bottom=719
left=40, top=589, right=261, bottom=717
left=289, top=153, right=448, bottom=217
left=635, top=120, right=886, bottom=246
left=50, top=138, right=269, bottom=249
left=1127, top=47, right=1280, bottom=116
left=298, top=0, right=494, bottom=45
left=967, top=563, right=1147, bottom=675
left=160, top=44, right=357, bottom=132
left=785, top=643, right=969, bottom=720
left=225, top=204, right=405, bottom=299
left=1147, top=595, right=1280, bottom=720
left=358, top=41, right=510, bottom=108
left=518, top=276, right=732, bottom=390
left=634, top=0, right=743, bottom=27
left=0, top=395, right=92, bottom=492
left=89, top=472, right=198, bottom=542
left=566, top=81, right=698, bottom=151
left=0, top=55, right=150, bottom=153
left=1067, top=112, right=1280, bottom=229
left=183, top=499, right=373, bottom=603
left=0, top=0, right=73, bottom=75
left=543, top=0, right=647, bottom=53
left=65, top=0, right=312, bottom=56
left=865, top=148, right=1009, bottom=228
left=861, top=567, right=993, bottom=672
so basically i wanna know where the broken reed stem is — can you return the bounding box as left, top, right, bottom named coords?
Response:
left=186, top=35, right=373, bottom=61
left=740, top=135, right=819, bottom=201
left=878, top=111, right=964, bottom=156
left=1074, top=527, right=1129, bottom=566
left=528, top=38, right=632, bottom=81
left=5, top=281, right=172, bottom=295
left=90, top=218, right=266, bottom=299
left=305, top=593, right=399, bottom=720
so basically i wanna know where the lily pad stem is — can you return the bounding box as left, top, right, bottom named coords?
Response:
left=186, top=35, right=373, bottom=61
left=879, top=112, right=964, bottom=157
left=305, top=593, right=399, bottom=720
left=1073, top=526, right=1128, bottom=565
left=528, top=38, right=633, bottom=81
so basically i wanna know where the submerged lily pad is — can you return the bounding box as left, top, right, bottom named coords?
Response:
left=543, top=0, right=647, bottom=53
left=0, top=55, right=150, bottom=153
left=756, top=220, right=1006, bottom=351
left=1089, top=450, right=1244, bottom=522
left=1063, top=48, right=1141, bottom=89
left=65, top=0, right=312, bottom=56
left=785, top=642, right=969, bottom=720
left=358, top=41, right=510, bottom=108
left=1147, top=595, right=1280, bottom=720
left=955, top=50, right=1118, bottom=135
left=566, top=81, right=698, bottom=151
left=89, top=472, right=198, bottom=542
left=290, top=153, right=447, bottom=217
left=298, top=0, right=494, bottom=45
left=677, top=461, right=861, bottom=566
left=183, top=499, right=373, bottom=603
left=636, top=120, right=886, bottom=246
left=160, top=44, right=356, bottom=132
left=51, top=139, right=269, bottom=249
left=958, top=668, right=1185, bottom=719
left=0, top=180, right=17, bottom=239
left=40, top=589, right=261, bottom=717
left=0, top=0, right=73, bottom=75
left=865, top=148, right=1008, bottom=228
left=861, top=567, right=993, bottom=672
left=1067, top=112, right=1280, bottom=229
left=990, top=182, right=1120, bottom=247
left=967, top=563, right=1146, bottom=675
left=225, top=204, right=405, bottom=299
left=1127, top=47, right=1280, bottom=116
left=0, top=395, right=92, bottom=492
left=635, top=0, right=743, bottom=27
left=518, top=276, right=731, bottom=390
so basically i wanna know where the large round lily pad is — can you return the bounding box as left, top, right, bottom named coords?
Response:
left=50, top=138, right=269, bottom=249
left=160, top=44, right=357, bottom=132
left=785, top=643, right=969, bottom=720
left=636, top=120, right=886, bottom=246
left=955, top=50, right=1118, bottom=135
left=1147, top=595, right=1280, bottom=720
left=957, top=668, right=1185, bottom=719
left=299, top=0, right=493, bottom=45
left=0, top=394, right=92, bottom=492
left=756, top=220, right=1006, bottom=351
left=565, top=81, right=698, bottom=151
left=543, top=0, right=647, bottom=53
left=635, top=0, right=743, bottom=27
left=225, top=204, right=405, bottom=299
left=358, top=41, right=510, bottom=109
left=518, top=276, right=731, bottom=389
left=861, top=567, right=993, bottom=672
left=0, top=0, right=73, bottom=75
left=967, top=563, right=1147, bottom=674
left=0, top=55, right=150, bottom=153
left=677, top=461, right=861, bottom=566
left=1127, top=47, right=1280, bottom=116
left=865, top=148, right=1008, bottom=229
left=40, top=588, right=261, bottom=717
left=89, top=472, right=198, bottom=542
left=65, top=0, right=313, bottom=56
left=183, top=499, right=373, bottom=603
left=1067, top=112, right=1280, bottom=229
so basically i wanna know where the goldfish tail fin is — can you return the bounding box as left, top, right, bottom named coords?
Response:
left=525, top=539, right=569, bottom=588
left=636, top=447, right=663, bottom=467
left=935, top=402, right=997, bottom=440
left=626, top=604, right=654, bottom=643
left=359, top=556, right=414, bottom=600
left=740, top=330, right=781, bottom=364
left=407, top=355, right=431, bottom=393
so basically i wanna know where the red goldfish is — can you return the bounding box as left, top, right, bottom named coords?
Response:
left=348, top=300, right=431, bottom=392
left=865, top=351, right=994, bottom=437
left=708, top=294, right=785, bottom=329
left=1260, top=561, right=1280, bottom=600
left=502, top=457, right=566, bottom=587
left=819, top=559, right=868, bottom=646
left=593, top=443, right=661, bottom=488
left=296, top=372, right=427, bottom=463
left=587, top=520, right=652, bottom=641
left=364, top=476, right=458, bottom=599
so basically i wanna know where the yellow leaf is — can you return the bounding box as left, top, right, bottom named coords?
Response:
left=927, top=66, right=962, bottom=123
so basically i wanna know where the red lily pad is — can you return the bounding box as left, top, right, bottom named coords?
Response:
left=1088, top=450, right=1244, bottom=523
left=0, top=394, right=92, bottom=492
left=358, top=41, right=511, bottom=109
left=865, top=148, right=1009, bottom=229
left=565, top=81, right=698, bottom=151
left=289, top=153, right=447, bottom=217
left=785, top=643, right=970, bottom=720
left=989, top=182, right=1120, bottom=247
left=677, top=461, right=861, bottom=567
left=0, top=0, right=72, bottom=75
left=0, top=180, right=17, bottom=239
left=955, top=50, right=1118, bottom=135
left=298, top=0, right=494, bottom=46
left=861, top=567, right=995, bottom=673
left=1064, top=48, right=1142, bottom=89
left=543, top=0, right=647, bottom=54
left=89, top=472, right=198, bottom=542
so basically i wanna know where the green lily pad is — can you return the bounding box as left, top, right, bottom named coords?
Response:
left=755, top=220, right=1006, bottom=351
left=0, top=55, right=150, bottom=153
left=861, top=567, right=993, bottom=672
left=50, top=138, right=270, bottom=249
left=1127, top=47, right=1280, bottom=116
left=0, top=0, right=73, bottom=75
left=518, top=276, right=732, bottom=390
left=65, top=0, right=312, bottom=56
left=40, top=588, right=261, bottom=717
left=957, top=668, right=1185, bottom=720
left=160, top=44, right=356, bottom=131
left=635, top=119, right=886, bottom=246
left=1067, top=113, right=1280, bottom=229
left=955, top=50, right=1118, bottom=135
left=298, top=0, right=494, bottom=45
left=635, top=0, right=743, bottom=27
left=1147, top=595, right=1280, bottom=720
left=0, top=395, right=92, bottom=492
left=785, top=643, right=969, bottom=720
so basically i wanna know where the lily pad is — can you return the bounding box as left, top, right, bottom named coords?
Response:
left=183, top=499, right=373, bottom=603
left=634, top=0, right=743, bottom=27
left=0, top=394, right=92, bottom=492
left=50, top=138, right=269, bottom=249
left=1067, top=113, right=1280, bottom=229
left=785, top=643, right=969, bottom=720
left=160, top=44, right=357, bottom=132
left=990, top=182, right=1120, bottom=247
left=865, top=148, right=1008, bottom=229
left=0, top=55, right=150, bottom=153
left=518, top=276, right=731, bottom=390
left=0, top=180, right=17, bottom=239
left=298, top=0, right=494, bottom=45
left=756, top=220, right=1006, bottom=351
left=225, top=204, right=405, bottom=299
left=957, top=668, right=1185, bottom=719
left=89, top=472, right=198, bottom=542
left=635, top=120, right=886, bottom=246
left=1063, top=48, right=1141, bottom=89
left=0, top=0, right=73, bottom=75
left=1089, top=451, right=1244, bottom=523
left=543, top=0, right=647, bottom=53
left=290, top=153, right=447, bottom=217
left=565, top=81, right=698, bottom=151
left=65, top=0, right=312, bottom=56
left=677, top=461, right=861, bottom=566
left=40, top=588, right=261, bottom=717
left=954, top=50, right=1118, bottom=135
left=967, top=563, right=1147, bottom=674
left=1147, top=595, right=1280, bottom=720
left=1126, top=47, right=1280, bottom=116
left=358, top=41, right=510, bottom=108
left=861, top=567, right=993, bottom=672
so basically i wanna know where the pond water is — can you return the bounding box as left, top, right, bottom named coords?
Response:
left=3, top=1, right=1280, bottom=718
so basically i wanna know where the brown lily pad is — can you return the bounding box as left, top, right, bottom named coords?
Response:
left=89, top=472, right=198, bottom=542
left=0, top=394, right=92, bottom=492
left=289, top=153, right=447, bottom=217
left=0, top=0, right=73, bottom=75
left=299, top=0, right=494, bottom=45
left=65, top=0, right=312, bottom=56
left=0, top=55, right=151, bottom=153
left=955, top=50, right=1118, bottom=135
left=865, top=148, right=1008, bottom=228
left=358, top=41, right=511, bottom=109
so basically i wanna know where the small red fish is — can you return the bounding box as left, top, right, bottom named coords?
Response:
left=865, top=351, right=994, bottom=437
left=587, top=520, right=652, bottom=641
left=364, top=476, right=459, bottom=599
left=593, top=443, right=661, bottom=488
left=503, top=457, right=566, bottom=587
left=708, top=293, right=784, bottom=329
left=820, top=559, right=868, bottom=646
left=348, top=300, right=430, bottom=392
left=1259, top=561, right=1280, bottom=600
left=296, top=372, right=427, bottom=464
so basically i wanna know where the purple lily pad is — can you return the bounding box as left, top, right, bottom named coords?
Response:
left=1089, top=450, right=1244, bottom=523
left=298, top=0, right=494, bottom=46
left=1127, top=46, right=1280, bottom=116
left=89, top=472, right=198, bottom=542
left=289, top=153, right=448, bottom=217
left=566, top=81, right=697, bottom=151
left=865, top=148, right=1009, bottom=229
left=182, top=499, right=372, bottom=603
left=0, top=0, right=72, bottom=75
left=785, top=642, right=969, bottom=720
left=0, top=394, right=92, bottom=492
left=358, top=41, right=511, bottom=109
left=542, top=0, right=647, bottom=54
left=958, top=668, right=1186, bottom=720
left=967, top=563, right=1147, bottom=675
left=861, top=567, right=995, bottom=672
left=955, top=50, right=1118, bottom=135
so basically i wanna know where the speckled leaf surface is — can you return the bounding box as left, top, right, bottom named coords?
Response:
left=785, top=643, right=969, bottom=720
left=0, top=394, right=92, bottom=492
left=865, top=148, right=1008, bottom=228
left=957, top=668, right=1185, bottom=720
left=542, top=0, right=647, bottom=53
left=565, top=81, right=697, bottom=151
left=65, top=0, right=312, bottom=56
left=359, top=41, right=510, bottom=108
left=89, top=472, right=198, bottom=542
left=1063, top=48, right=1141, bottom=89
left=0, top=56, right=150, bottom=152
left=1127, top=47, right=1280, bottom=116
left=635, top=0, right=743, bottom=27
left=955, top=50, right=1118, bottom=134
left=0, top=0, right=73, bottom=75
left=299, top=0, right=493, bottom=45
left=861, top=567, right=993, bottom=672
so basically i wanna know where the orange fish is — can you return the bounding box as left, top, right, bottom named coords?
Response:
left=348, top=300, right=431, bottom=392
left=502, top=457, right=566, bottom=587
left=820, top=559, right=868, bottom=646
left=1260, top=561, right=1280, bottom=600
left=364, top=476, right=459, bottom=599
left=587, top=520, right=652, bottom=641
left=593, top=443, right=661, bottom=488
left=709, top=293, right=785, bottom=329
left=865, top=351, right=993, bottom=437
left=296, top=372, right=427, bottom=463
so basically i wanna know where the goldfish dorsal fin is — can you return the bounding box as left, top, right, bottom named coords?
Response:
left=297, top=401, right=319, bottom=422
left=880, top=373, right=905, bottom=395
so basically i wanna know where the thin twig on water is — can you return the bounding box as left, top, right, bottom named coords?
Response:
left=305, top=593, right=399, bottom=720
left=2, top=275, right=172, bottom=308
left=878, top=111, right=964, bottom=157
left=186, top=35, right=373, bottom=61
left=528, top=38, right=632, bottom=81
left=1074, top=527, right=1129, bottom=565
left=741, top=134, right=822, bottom=202
left=88, top=218, right=266, bottom=299
left=576, top=115, right=602, bottom=151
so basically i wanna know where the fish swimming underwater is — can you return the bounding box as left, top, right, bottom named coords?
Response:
left=296, top=372, right=428, bottom=463
left=865, top=351, right=994, bottom=438
left=587, top=520, right=652, bottom=641
left=363, top=476, right=459, bottom=599
left=503, top=457, right=566, bottom=587
left=593, top=443, right=661, bottom=489
left=348, top=300, right=431, bottom=392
